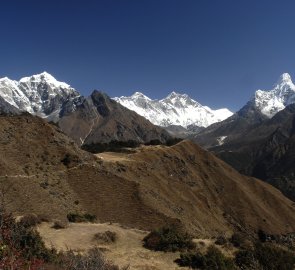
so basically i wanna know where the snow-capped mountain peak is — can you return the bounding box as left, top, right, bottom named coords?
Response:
left=0, top=72, right=80, bottom=121
left=114, top=91, right=233, bottom=128
left=19, top=71, right=71, bottom=89
left=165, top=91, right=189, bottom=100
left=165, top=91, right=184, bottom=99
left=254, top=73, right=295, bottom=117
left=131, top=91, right=151, bottom=100
left=163, top=91, right=202, bottom=108
left=276, top=72, right=292, bottom=84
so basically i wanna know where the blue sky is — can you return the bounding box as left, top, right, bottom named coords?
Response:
left=1, top=0, right=295, bottom=111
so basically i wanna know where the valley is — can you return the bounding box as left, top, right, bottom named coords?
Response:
left=2, top=1, right=295, bottom=268
left=1, top=72, right=295, bottom=269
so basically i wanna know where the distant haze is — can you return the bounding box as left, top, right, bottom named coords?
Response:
left=1, top=0, right=295, bottom=111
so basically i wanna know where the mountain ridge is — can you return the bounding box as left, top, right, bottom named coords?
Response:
left=0, top=72, right=172, bottom=146
left=193, top=73, right=295, bottom=148
left=208, top=103, right=295, bottom=201
left=114, top=91, right=233, bottom=128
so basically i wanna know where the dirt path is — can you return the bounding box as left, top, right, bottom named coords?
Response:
left=37, top=222, right=189, bottom=270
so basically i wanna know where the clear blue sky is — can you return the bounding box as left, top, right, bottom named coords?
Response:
left=1, top=0, right=295, bottom=111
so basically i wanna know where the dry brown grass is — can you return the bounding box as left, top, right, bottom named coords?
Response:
left=2, top=114, right=295, bottom=240
left=38, top=222, right=189, bottom=270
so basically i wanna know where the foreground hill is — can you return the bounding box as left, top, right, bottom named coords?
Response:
left=1, top=114, right=295, bottom=237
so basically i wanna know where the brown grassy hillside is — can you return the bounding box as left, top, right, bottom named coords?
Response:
left=1, top=114, right=295, bottom=237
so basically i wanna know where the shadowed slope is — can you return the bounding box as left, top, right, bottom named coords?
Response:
left=58, top=91, right=171, bottom=146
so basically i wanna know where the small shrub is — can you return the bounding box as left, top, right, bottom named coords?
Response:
left=203, top=245, right=235, bottom=270
left=198, top=241, right=206, bottom=247
left=83, top=213, right=97, bottom=223
left=19, top=214, right=41, bottom=228
left=67, top=213, right=80, bottom=222
left=0, top=210, right=57, bottom=268
left=235, top=242, right=295, bottom=270
left=67, top=213, right=97, bottom=223
left=257, top=229, right=267, bottom=243
left=143, top=225, right=195, bottom=252
left=82, top=140, right=140, bottom=153
left=176, top=245, right=235, bottom=270
left=37, top=214, right=50, bottom=222
left=61, top=153, right=81, bottom=167
left=61, top=153, right=72, bottom=167
left=52, top=220, right=67, bottom=229
left=93, top=231, right=117, bottom=244
left=230, top=232, right=247, bottom=248
left=57, top=248, right=121, bottom=270
left=254, top=242, right=295, bottom=270
left=235, top=249, right=261, bottom=269
left=215, top=235, right=227, bottom=246
left=14, top=224, right=56, bottom=262
left=175, top=252, right=204, bottom=268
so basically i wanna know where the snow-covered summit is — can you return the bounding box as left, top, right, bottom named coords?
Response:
left=114, top=91, right=233, bottom=128
left=131, top=91, right=151, bottom=100
left=254, top=73, right=295, bottom=117
left=19, top=71, right=71, bottom=89
left=0, top=72, right=79, bottom=120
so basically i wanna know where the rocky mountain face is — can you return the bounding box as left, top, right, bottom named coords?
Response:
left=58, top=90, right=171, bottom=146
left=254, top=73, right=295, bottom=117
left=193, top=73, right=295, bottom=148
left=208, top=104, right=295, bottom=201
left=0, top=72, right=171, bottom=146
left=0, top=72, right=80, bottom=121
left=0, top=96, right=20, bottom=114
left=192, top=73, right=295, bottom=201
left=192, top=102, right=268, bottom=148
left=2, top=114, right=295, bottom=236
left=114, top=91, right=233, bottom=129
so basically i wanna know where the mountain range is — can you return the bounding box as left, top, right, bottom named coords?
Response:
left=0, top=72, right=171, bottom=146
left=2, top=69, right=295, bottom=268
left=0, top=72, right=235, bottom=136
left=114, top=91, right=233, bottom=128
left=2, top=71, right=295, bottom=204
left=1, top=72, right=294, bottom=134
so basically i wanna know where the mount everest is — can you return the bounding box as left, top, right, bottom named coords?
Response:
left=114, top=92, right=233, bottom=128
